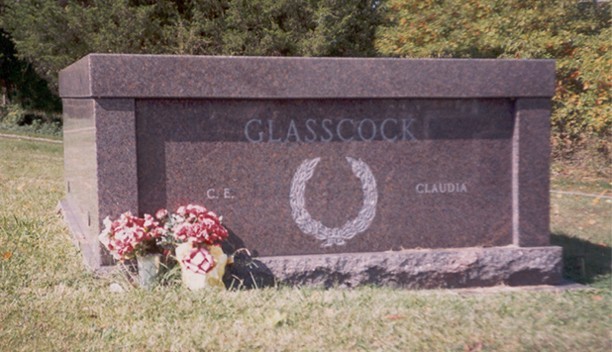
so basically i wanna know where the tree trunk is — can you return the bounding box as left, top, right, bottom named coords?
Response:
left=1, top=82, right=6, bottom=106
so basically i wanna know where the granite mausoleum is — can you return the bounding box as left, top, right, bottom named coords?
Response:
left=59, top=54, right=562, bottom=288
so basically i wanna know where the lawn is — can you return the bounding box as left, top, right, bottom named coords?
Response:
left=0, top=136, right=610, bottom=351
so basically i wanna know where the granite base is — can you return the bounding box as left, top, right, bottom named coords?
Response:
left=58, top=199, right=102, bottom=270
left=228, top=246, right=563, bottom=289
left=60, top=199, right=563, bottom=290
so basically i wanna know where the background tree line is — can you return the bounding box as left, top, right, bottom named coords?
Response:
left=0, top=0, right=609, bottom=165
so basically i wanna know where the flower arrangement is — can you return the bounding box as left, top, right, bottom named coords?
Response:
left=99, top=204, right=231, bottom=290
left=156, top=204, right=231, bottom=289
left=98, top=212, right=164, bottom=261
left=156, top=204, right=228, bottom=248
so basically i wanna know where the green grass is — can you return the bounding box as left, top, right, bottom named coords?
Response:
left=551, top=159, right=611, bottom=195
left=0, top=136, right=610, bottom=351
left=0, top=122, right=62, bottom=139
left=551, top=191, right=611, bottom=289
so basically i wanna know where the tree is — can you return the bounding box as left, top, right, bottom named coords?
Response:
left=376, top=0, right=610, bottom=159
left=301, top=0, right=383, bottom=57
left=2, top=0, right=382, bottom=92
left=0, top=29, right=60, bottom=111
left=160, top=0, right=228, bottom=55
left=222, top=0, right=381, bottom=56
left=3, top=0, right=167, bottom=90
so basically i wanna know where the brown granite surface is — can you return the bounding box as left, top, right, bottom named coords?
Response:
left=62, top=98, right=100, bottom=268
left=228, top=246, right=563, bottom=289
left=59, top=54, right=555, bottom=99
left=513, top=99, right=551, bottom=246
left=95, top=99, right=139, bottom=265
left=137, top=98, right=514, bottom=256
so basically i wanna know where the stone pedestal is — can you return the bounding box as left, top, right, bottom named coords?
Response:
left=59, top=55, right=561, bottom=288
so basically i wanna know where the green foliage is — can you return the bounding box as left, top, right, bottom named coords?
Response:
left=0, top=103, right=62, bottom=137
left=222, top=0, right=381, bottom=56
left=302, top=0, right=382, bottom=57
left=376, top=0, right=611, bottom=159
left=159, top=0, right=228, bottom=55
left=0, top=103, right=26, bottom=125
left=222, top=0, right=315, bottom=56
left=553, top=26, right=611, bottom=157
left=0, top=29, right=61, bottom=137
left=3, top=0, right=381, bottom=89
left=3, top=0, right=167, bottom=90
left=0, top=30, right=60, bottom=112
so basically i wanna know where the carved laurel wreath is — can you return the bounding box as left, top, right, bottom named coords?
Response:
left=289, top=157, right=378, bottom=247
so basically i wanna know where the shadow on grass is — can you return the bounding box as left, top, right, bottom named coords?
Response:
left=551, top=232, right=611, bottom=284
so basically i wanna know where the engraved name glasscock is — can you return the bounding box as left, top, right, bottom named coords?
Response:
left=244, top=117, right=416, bottom=143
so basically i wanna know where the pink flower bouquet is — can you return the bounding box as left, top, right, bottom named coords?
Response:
left=155, top=204, right=231, bottom=289
left=159, top=204, right=229, bottom=247
left=98, top=212, right=164, bottom=261
left=99, top=204, right=232, bottom=290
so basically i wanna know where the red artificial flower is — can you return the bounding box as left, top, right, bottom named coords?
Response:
left=98, top=211, right=162, bottom=261
left=155, top=208, right=168, bottom=221
left=170, top=204, right=228, bottom=245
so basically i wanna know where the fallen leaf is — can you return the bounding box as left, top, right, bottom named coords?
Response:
left=384, top=314, right=404, bottom=321
left=464, top=341, right=483, bottom=352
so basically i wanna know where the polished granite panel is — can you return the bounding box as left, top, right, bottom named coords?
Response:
left=137, top=98, right=514, bottom=257
left=94, top=99, right=139, bottom=265
left=59, top=55, right=555, bottom=99
left=62, top=98, right=100, bottom=267
left=95, top=99, right=138, bottom=218
left=514, top=98, right=551, bottom=246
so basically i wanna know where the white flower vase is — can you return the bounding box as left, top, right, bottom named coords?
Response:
left=176, top=242, right=229, bottom=291
left=136, top=253, right=161, bottom=289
